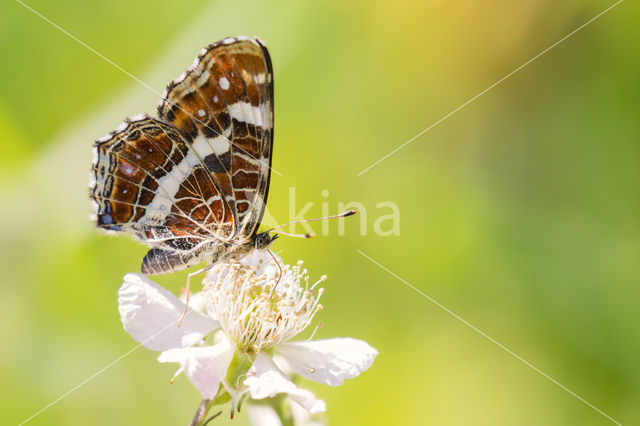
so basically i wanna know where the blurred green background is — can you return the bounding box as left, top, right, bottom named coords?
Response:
left=2, top=0, right=638, bottom=425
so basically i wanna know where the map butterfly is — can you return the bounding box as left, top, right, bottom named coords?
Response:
left=89, top=36, right=278, bottom=276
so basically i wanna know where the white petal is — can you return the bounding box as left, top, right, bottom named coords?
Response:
left=244, top=352, right=326, bottom=413
left=278, top=338, right=378, bottom=386
left=246, top=399, right=325, bottom=426
left=118, top=273, right=219, bottom=351
left=158, top=335, right=235, bottom=399
left=179, top=289, right=207, bottom=313
left=246, top=404, right=283, bottom=426
left=290, top=401, right=326, bottom=426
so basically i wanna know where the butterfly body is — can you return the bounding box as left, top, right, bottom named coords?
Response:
left=89, top=36, right=275, bottom=275
left=140, top=230, right=278, bottom=276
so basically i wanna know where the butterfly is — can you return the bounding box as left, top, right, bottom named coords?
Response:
left=89, top=36, right=279, bottom=277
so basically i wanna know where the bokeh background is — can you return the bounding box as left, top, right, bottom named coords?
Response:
left=2, top=0, right=639, bottom=425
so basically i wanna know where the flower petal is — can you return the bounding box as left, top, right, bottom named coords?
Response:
left=244, top=352, right=326, bottom=413
left=246, top=404, right=283, bottom=426
left=118, top=273, right=219, bottom=351
left=158, top=335, right=235, bottom=399
left=179, top=289, right=207, bottom=314
left=292, top=402, right=327, bottom=426
left=278, top=338, right=378, bottom=386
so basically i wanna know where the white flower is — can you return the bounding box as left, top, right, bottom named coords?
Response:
left=205, top=251, right=324, bottom=353
left=117, top=250, right=378, bottom=416
left=247, top=389, right=326, bottom=426
left=118, top=273, right=219, bottom=351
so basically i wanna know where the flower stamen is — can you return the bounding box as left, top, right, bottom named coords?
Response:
left=203, top=257, right=323, bottom=353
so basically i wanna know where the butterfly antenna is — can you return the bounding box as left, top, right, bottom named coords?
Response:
left=267, top=210, right=356, bottom=238
left=271, top=230, right=315, bottom=239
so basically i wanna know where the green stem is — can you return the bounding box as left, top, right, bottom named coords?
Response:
left=189, top=399, right=221, bottom=426
left=274, top=400, right=294, bottom=426
left=260, top=395, right=293, bottom=426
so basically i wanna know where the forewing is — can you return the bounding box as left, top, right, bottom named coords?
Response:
left=89, top=114, right=234, bottom=255
left=157, top=36, right=274, bottom=240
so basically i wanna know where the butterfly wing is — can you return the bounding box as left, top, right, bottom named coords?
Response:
left=157, top=36, right=274, bottom=240
left=90, top=114, right=234, bottom=274
left=90, top=36, right=274, bottom=275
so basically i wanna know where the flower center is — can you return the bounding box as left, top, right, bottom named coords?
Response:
left=203, top=258, right=324, bottom=353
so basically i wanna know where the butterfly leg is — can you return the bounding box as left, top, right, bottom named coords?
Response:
left=178, top=264, right=214, bottom=327
left=267, top=249, right=283, bottom=290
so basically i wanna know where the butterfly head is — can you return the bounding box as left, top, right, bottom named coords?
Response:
left=255, top=232, right=279, bottom=250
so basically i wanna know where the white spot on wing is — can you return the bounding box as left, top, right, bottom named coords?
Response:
left=219, top=77, right=230, bottom=90
left=228, top=102, right=267, bottom=128
left=198, top=109, right=206, bottom=117
left=255, top=73, right=267, bottom=84
left=116, top=121, right=128, bottom=133
left=195, top=70, right=210, bottom=87
left=176, top=71, right=188, bottom=82
left=192, top=134, right=230, bottom=157
left=91, top=146, right=99, bottom=166
left=121, top=162, right=135, bottom=176
left=235, top=152, right=261, bottom=165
